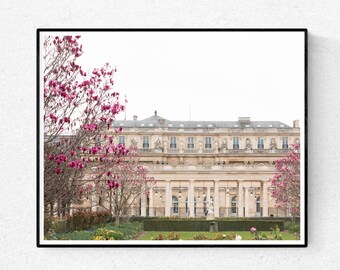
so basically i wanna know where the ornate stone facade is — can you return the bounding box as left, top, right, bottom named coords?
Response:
left=108, top=113, right=300, bottom=218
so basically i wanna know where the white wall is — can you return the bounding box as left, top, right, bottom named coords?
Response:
left=1, top=1, right=340, bottom=269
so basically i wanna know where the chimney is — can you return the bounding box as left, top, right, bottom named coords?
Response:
left=293, top=120, right=299, bottom=128
left=238, top=117, right=251, bottom=124
left=133, top=115, right=138, bottom=121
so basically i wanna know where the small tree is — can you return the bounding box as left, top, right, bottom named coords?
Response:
left=43, top=35, right=126, bottom=217
left=270, top=143, right=300, bottom=219
left=91, top=147, right=155, bottom=226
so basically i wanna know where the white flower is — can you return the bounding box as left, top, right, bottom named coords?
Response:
left=235, top=234, right=242, bottom=241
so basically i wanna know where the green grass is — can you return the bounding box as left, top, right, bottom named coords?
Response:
left=138, top=231, right=298, bottom=240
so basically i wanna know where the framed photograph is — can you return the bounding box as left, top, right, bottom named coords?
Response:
left=37, top=29, right=307, bottom=247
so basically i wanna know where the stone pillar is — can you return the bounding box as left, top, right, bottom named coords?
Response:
left=207, top=185, right=211, bottom=205
left=149, top=187, right=154, bottom=217
left=163, top=141, right=168, bottom=153
left=262, top=181, right=269, bottom=217
left=189, top=180, right=195, bottom=217
left=237, top=181, right=244, bottom=217
left=244, top=187, right=249, bottom=217
left=141, top=186, right=146, bottom=216
left=214, top=180, right=220, bottom=218
left=165, top=180, right=171, bottom=217
left=198, top=141, right=203, bottom=154
left=225, top=187, right=230, bottom=217
left=214, top=141, right=219, bottom=154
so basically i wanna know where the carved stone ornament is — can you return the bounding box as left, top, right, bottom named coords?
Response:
left=269, top=138, right=277, bottom=150
left=221, top=138, right=228, bottom=149
left=154, top=138, right=162, bottom=149
left=245, top=138, right=252, bottom=150
left=130, top=138, right=138, bottom=147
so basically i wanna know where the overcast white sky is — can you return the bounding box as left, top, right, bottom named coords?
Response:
left=72, top=31, right=305, bottom=126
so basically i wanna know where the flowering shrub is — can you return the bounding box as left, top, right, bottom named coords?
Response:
left=249, top=226, right=283, bottom=240
left=91, top=228, right=124, bottom=240
left=65, top=211, right=110, bottom=232
left=214, top=233, right=236, bottom=240
left=190, top=234, right=211, bottom=240
left=45, top=221, right=142, bottom=240
left=152, top=232, right=180, bottom=240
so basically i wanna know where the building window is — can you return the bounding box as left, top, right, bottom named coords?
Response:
left=205, top=137, right=212, bottom=148
left=233, top=137, right=239, bottom=149
left=282, top=137, right=289, bottom=149
left=231, top=196, right=237, bottom=214
left=118, top=136, right=125, bottom=146
left=143, top=136, right=149, bottom=148
left=256, top=196, right=261, bottom=213
left=258, top=138, right=264, bottom=149
left=172, top=196, right=179, bottom=214
left=187, top=137, right=194, bottom=148
left=170, top=137, right=177, bottom=148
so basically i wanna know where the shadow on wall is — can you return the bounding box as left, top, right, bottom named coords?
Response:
left=307, top=34, right=340, bottom=244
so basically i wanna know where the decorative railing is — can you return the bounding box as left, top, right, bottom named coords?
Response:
left=136, top=148, right=290, bottom=155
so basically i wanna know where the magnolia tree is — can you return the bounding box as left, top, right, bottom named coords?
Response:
left=270, top=143, right=300, bottom=219
left=43, top=36, right=150, bottom=219
left=91, top=147, right=155, bottom=226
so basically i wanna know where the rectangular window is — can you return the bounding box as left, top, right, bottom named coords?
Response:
left=233, top=137, right=239, bottom=149
left=170, top=137, right=177, bottom=148
left=143, top=136, right=149, bottom=148
left=205, top=137, right=212, bottom=148
left=282, top=137, right=289, bottom=149
left=187, top=137, right=194, bottom=148
left=258, top=138, right=264, bottom=149
left=118, top=136, right=125, bottom=146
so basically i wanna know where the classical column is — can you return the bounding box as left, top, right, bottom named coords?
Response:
left=189, top=180, right=195, bottom=217
left=225, top=186, right=230, bottom=217
left=237, top=181, right=244, bottom=217
left=262, top=181, right=269, bottom=217
left=214, top=180, right=220, bottom=218
left=149, top=187, right=154, bottom=217
left=163, top=140, right=168, bottom=153
left=165, top=180, right=171, bottom=217
left=244, top=187, right=249, bottom=217
left=207, top=184, right=211, bottom=205
left=141, top=186, right=146, bottom=217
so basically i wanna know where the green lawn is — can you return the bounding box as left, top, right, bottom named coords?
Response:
left=138, top=231, right=298, bottom=240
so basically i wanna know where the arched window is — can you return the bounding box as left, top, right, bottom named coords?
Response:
left=231, top=196, right=237, bottom=214
left=172, top=196, right=178, bottom=214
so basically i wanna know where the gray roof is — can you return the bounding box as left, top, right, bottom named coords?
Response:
left=112, top=113, right=292, bottom=129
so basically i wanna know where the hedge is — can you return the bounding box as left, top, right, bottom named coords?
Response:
left=143, top=219, right=284, bottom=231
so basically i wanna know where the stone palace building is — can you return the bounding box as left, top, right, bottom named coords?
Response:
left=108, top=112, right=300, bottom=218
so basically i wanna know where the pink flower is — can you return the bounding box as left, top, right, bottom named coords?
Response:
left=89, top=146, right=99, bottom=154
left=55, top=168, right=61, bottom=174
left=250, top=227, right=256, bottom=233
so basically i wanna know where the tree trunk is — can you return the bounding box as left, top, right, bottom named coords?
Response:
left=115, top=215, right=120, bottom=226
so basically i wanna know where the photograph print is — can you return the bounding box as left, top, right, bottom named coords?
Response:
left=38, top=29, right=307, bottom=247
